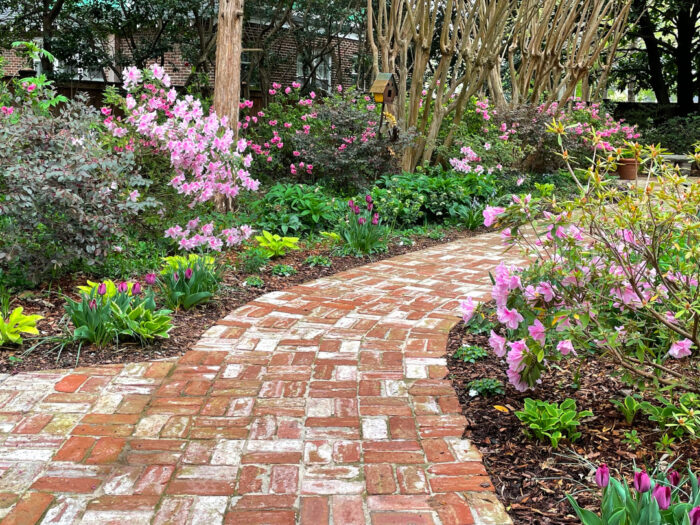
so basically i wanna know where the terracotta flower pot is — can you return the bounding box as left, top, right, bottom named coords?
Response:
left=616, top=158, right=638, bottom=180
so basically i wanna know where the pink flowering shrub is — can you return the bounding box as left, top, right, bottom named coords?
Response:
left=240, top=84, right=415, bottom=192
left=463, top=127, right=700, bottom=395
left=451, top=98, right=640, bottom=174
left=102, top=64, right=257, bottom=252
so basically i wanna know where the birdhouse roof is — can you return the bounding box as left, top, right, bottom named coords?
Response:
left=370, top=73, right=395, bottom=93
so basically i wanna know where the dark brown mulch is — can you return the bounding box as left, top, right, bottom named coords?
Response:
left=1, top=228, right=481, bottom=374
left=446, top=318, right=700, bottom=525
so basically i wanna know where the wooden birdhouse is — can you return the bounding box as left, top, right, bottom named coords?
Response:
left=369, top=73, right=397, bottom=104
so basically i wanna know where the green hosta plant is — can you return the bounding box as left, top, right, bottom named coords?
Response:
left=0, top=307, right=43, bottom=345
left=516, top=398, right=593, bottom=448
left=611, top=395, right=642, bottom=425
left=160, top=254, right=216, bottom=275
left=255, top=231, right=300, bottom=258
left=159, top=256, right=222, bottom=310
left=568, top=463, right=700, bottom=525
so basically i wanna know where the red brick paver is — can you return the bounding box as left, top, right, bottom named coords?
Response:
left=0, top=233, right=519, bottom=524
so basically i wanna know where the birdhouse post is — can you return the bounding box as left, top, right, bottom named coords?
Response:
left=369, top=73, right=397, bottom=138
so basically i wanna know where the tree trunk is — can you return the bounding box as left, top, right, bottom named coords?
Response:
left=214, top=0, right=245, bottom=137
left=676, top=1, right=694, bottom=112
left=636, top=2, right=670, bottom=104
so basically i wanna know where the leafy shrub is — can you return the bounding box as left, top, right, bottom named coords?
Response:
left=159, top=256, right=221, bottom=310
left=252, top=183, right=340, bottom=235
left=271, top=264, right=296, bottom=277
left=611, top=395, right=642, bottom=425
left=255, top=231, right=300, bottom=258
left=337, top=195, right=387, bottom=256
left=640, top=114, right=700, bottom=154
left=454, top=345, right=489, bottom=363
left=515, top=398, right=593, bottom=448
left=305, top=255, right=332, bottom=268
left=245, top=275, right=264, bottom=288
left=568, top=463, right=700, bottom=525
left=0, top=307, right=43, bottom=345
left=467, top=378, right=505, bottom=397
left=370, top=168, right=495, bottom=228
left=65, top=281, right=172, bottom=347
left=0, top=93, right=155, bottom=283
left=238, top=247, right=270, bottom=274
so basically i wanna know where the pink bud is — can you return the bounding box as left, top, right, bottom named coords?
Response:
left=117, top=282, right=129, bottom=293
left=97, top=283, right=107, bottom=296
left=145, top=273, right=157, bottom=285
left=185, top=268, right=193, bottom=280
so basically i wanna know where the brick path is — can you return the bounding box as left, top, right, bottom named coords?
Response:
left=0, top=232, right=525, bottom=525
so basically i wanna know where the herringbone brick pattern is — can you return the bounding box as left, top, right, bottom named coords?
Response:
left=0, top=233, right=524, bottom=524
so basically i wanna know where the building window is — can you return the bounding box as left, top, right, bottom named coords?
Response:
left=296, top=52, right=332, bottom=92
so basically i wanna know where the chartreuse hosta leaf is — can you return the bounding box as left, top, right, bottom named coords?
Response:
left=0, top=307, right=43, bottom=345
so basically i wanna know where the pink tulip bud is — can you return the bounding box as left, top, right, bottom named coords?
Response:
left=365, top=194, right=373, bottom=204
left=652, top=485, right=671, bottom=510
left=367, top=202, right=373, bottom=211
left=633, top=471, right=651, bottom=493
left=348, top=200, right=354, bottom=208
left=690, top=506, right=700, bottom=525
left=145, top=273, right=157, bottom=285
left=132, top=282, right=142, bottom=295
left=372, top=213, right=379, bottom=226
left=88, top=299, right=97, bottom=310
left=185, top=268, right=193, bottom=280
left=358, top=217, right=366, bottom=225
left=667, top=470, right=680, bottom=487
left=97, top=283, right=107, bottom=296
left=117, top=282, right=129, bottom=293
left=173, top=272, right=179, bottom=282
left=595, top=464, right=609, bottom=488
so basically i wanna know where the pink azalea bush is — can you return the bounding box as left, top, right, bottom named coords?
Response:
left=239, top=84, right=414, bottom=191
left=462, top=126, right=700, bottom=394
left=449, top=97, right=640, bottom=174
left=102, top=64, right=257, bottom=251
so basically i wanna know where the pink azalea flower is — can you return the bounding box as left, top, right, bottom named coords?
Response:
left=669, top=338, right=692, bottom=359
left=507, top=368, right=529, bottom=392
left=528, top=319, right=546, bottom=345
left=461, top=297, right=476, bottom=323
left=506, top=340, right=528, bottom=371
left=497, top=307, right=524, bottom=330
left=557, top=339, right=576, bottom=356
left=483, top=206, right=505, bottom=227
left=489, top=330, right=507, bottom=357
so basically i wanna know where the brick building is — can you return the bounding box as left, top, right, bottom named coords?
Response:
left=1, top=22, right=360, bottom=99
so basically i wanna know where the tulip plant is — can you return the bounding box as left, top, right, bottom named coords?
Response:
left=568, top=464, right=700, bottom=525
left=65, top=278, right=172, bottom=347
left=339, top=195, right=387, bottom=256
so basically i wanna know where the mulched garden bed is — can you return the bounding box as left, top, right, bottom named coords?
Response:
left=446, top=316, right=700, bottom=524
left=1, top=227, right=480, bottom=373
